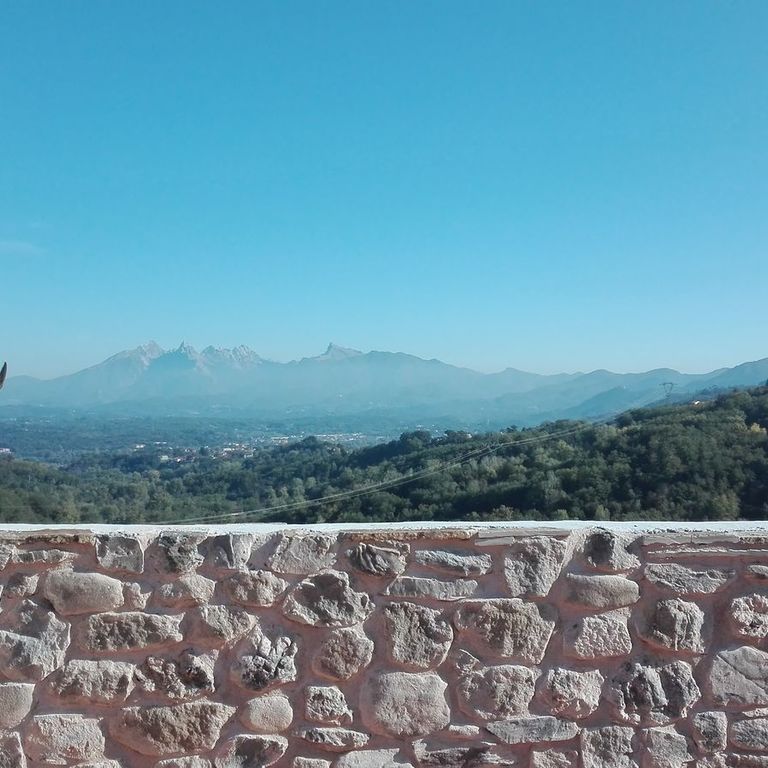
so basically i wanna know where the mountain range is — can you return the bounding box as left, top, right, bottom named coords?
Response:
left=4, top=342, right=768, bottom=428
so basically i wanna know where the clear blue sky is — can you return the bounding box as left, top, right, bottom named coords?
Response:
left=1, top=2, right=766, bottom=378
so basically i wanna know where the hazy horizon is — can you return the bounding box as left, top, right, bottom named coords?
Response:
left=7, top=337, right=767, bottom=381
left=2, top=2, right=766, bottom=379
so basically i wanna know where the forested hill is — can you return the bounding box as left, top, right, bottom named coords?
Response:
left=1, top=386, right=767, bottom=525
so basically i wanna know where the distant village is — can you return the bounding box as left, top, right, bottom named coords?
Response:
left=133, top=432, right=378, bottom=465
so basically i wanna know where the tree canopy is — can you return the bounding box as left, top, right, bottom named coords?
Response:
left=1, top=387, right=767, bottom=525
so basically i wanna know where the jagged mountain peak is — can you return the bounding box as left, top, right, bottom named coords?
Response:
left=201, top=344, right=263, bottom=367
left=174, top=341, right=199, bottom=356
left=136, top=340, right=164, bottom=358
left=5, top=342, right=767, bottom=427
left=103, top=340, right=164, bottom=366
left=315, top=343, right=364, bottom=361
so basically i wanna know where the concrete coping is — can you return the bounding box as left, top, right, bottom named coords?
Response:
left=1, top=519, right=768, bottom=536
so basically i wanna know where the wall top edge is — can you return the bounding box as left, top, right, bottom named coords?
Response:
left=1, top=519, right=767, bottom=536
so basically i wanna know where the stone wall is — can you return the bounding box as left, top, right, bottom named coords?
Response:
left=0, top=523, right=767, bottom=767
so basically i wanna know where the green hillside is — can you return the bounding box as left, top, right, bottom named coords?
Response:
left=1, top=387, right=767, bottom=525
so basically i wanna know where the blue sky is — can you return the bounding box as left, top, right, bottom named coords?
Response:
left=1, top=2, right=766, bottom=378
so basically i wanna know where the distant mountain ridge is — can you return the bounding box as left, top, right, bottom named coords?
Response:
left=4, top=342, right=768, bottom=427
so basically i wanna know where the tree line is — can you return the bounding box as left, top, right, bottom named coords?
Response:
left=1, top=387, right=767, bottom=525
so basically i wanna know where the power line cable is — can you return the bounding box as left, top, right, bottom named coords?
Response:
left=155, top=416, right=613, bottom=526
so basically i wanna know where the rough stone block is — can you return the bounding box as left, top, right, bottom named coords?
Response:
left=454, top=599, right=556, bottom=663
left=215, top=734, right=288, bottom=767
left=24, top=714, right=105, bottom=764
left=644, top=563, right=734, bottom=594
left=730, top=594, right=768, bottom=639
left=0, top=682, right=34, bottom=728
left=3, top=572, right=39, bottom=599
left=186, top=604, right=256, bottom=644
left=293, top=759, right=331, bottom=768
left=563, top=609, right=632, bottom=659
left=42, top=570, right=124, bottom=616
left=607, top=661, right=700, bottom=726
left=135, top=649, right=217, bottom=700
left=0, top=600, right=70, bottom=681
left=710, top=646, right=768, bottom=707
left=731, top=718, right=768, bottom=752
left=155, top=574, right=216, bottom=609
left=283, top=571, right=373, bottom=627
left=206, top=533, right=256, bottom=570
left=335, top=749, right=400, bottom=768
left=297, top=728, right=370, bottom=752
left=267, top=533, right=337, bottom=574
left=52, top=659, right=135, bottom=704
left=157, top=758, right=212, bottom=768
left=240, top=692, right=293, bottom=732
left=348, top=542, right=408, bottom=577
left=305, top=685, right=353, bottom=724
left=636, top=598, right=707, bottom=653
left=219, top=570, right=288, bottom=607
left=156, top=532, right=206, bottom=574
left=385, top=576, right=478, bottom=601
left=456, top=651, right=537, bottom=721
left=231, top=630, right=298, bottom=691
left=0, top=731, right=26, bottom=768
left=582, top=529, right=639, bottom=572
left=413, top=549, right=492, bottom=576
left=412, top=741, right=498, bottom=768
left=564, top=573, right=640, bottom=610
left=503, top=537, right=568, bottom=597
left=82, top=611, right=183, bottom=652
left=530, top=750, right=577, bottom=768
left=536, top=667, right=603, bottom=719
left=95, top=534, right=144, bottom=573
left=383, top=601, right=453, bottom=670
left=642, top=726, right=693, bottom=768
left=110, top=701, right=235, bottom=756
left=361, top=671, right=450, bottom=737
left=692, top=712, right=728, bottom=754
left=580, top=726, right=636, bottom=768
left=311, top=627, right=373, bottom=680
left=484, top=716, right=578, bottom=745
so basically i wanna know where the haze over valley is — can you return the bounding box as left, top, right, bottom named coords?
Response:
left=6, top=341, right=768, bottom=423
left=1, top=342, right=766, bottom=462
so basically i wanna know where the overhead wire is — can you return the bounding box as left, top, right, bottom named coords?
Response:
left=154, top=415, right=616, bottom=526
